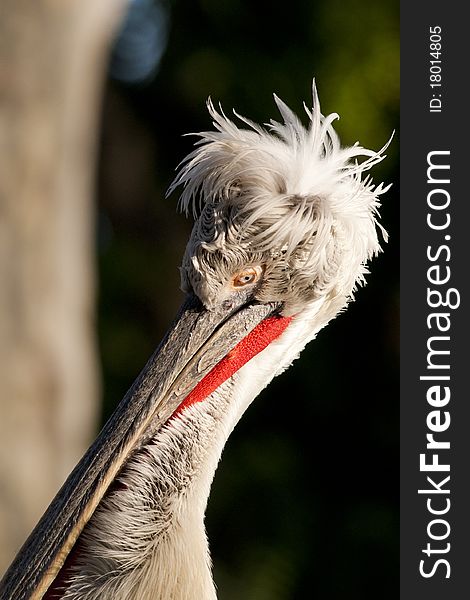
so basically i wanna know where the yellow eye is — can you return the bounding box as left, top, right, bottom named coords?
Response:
left=232, top=267, right=261, bottom=288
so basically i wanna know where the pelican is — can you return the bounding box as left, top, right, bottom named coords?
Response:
left=0, top=82, right=390, bottom=600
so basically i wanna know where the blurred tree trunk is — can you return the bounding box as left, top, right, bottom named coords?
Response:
left=0, top=0, right=126, bottom=573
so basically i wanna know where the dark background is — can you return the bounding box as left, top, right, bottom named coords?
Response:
left=96, top=1, right=399, bottom=597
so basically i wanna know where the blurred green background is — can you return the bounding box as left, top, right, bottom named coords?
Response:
left=96, top=0, right=399, bottom=597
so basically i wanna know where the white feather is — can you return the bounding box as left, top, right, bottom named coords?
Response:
left=169, top=81, right=392, bottom=308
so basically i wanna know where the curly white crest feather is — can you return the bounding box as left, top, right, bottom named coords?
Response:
left=169, top=81, right=391, bottom=310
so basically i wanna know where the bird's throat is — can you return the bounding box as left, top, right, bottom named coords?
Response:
left=171, top=314, right=293, bottom=419
left=43, top=314, right=293, bottom=600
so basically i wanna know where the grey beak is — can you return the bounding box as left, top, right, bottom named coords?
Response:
left=0, top=294, right=280, bottom=600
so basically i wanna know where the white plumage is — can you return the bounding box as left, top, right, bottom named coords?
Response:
left=1, top=82, right=391, bottom=600
left=172, top=81, right=390, bottom=315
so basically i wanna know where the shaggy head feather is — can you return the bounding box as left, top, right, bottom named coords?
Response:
left=168, top=81, right=391, bottom=315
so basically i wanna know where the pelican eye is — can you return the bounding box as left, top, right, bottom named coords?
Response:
left=231, top=266, right=262, bottom=288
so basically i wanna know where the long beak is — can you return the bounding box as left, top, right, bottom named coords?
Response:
left=0, top=295, right=282, bottom=600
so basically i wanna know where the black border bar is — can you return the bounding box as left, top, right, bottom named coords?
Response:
left=401, top=3, right=468, bottom=598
